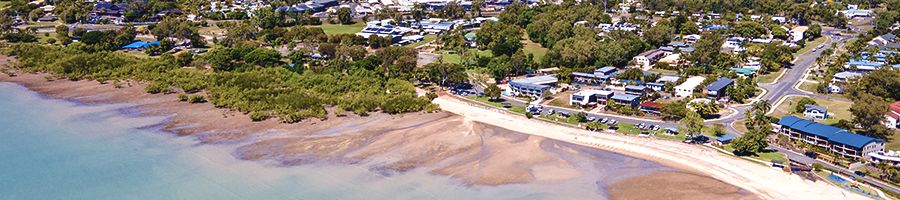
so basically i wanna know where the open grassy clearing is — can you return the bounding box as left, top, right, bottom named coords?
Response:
left=770, top=96, right=853, bottom=125
left=316, top=23, right=366, bottom=35
left=757, top=68, right=785, bottom=84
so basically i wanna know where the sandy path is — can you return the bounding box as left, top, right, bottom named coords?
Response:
left=434, top=96, right=870, bottom=200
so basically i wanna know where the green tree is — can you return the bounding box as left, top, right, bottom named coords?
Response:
left=731, top=130, right=769, bottom=156
left=686, top=32, right=724, bottom=67
left=476, top=21, right=523, bottom=56
left=337, top=7, right=354, bottom=24
left=793, top=97, right=817, bottom=114
left=678, top=110, right=704, bottom=135
left=851, top=93, right=888, bottom=138
left=485, top=84, right=502, bottom=100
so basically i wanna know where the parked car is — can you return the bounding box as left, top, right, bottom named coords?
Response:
left=600, top=118, right=609, bottom=123
left=607, top=119, right=617, bottom=125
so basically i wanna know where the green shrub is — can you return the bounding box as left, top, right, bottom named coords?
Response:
left=177, top=94, right=189, bottom=102
left=812, top=163, right=823, bottom=172
left=249, top=111, right=268, bottom=121
left=145, top=82, right=171, bottom=94
left=188, top=95, right=206, bottom=103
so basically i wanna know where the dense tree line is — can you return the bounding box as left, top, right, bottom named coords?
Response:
left=8, top=43, right=438, bottom=123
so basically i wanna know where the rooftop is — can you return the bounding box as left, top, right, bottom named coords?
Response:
left=804, top=104, right=828, bottom=112
left=611, top=93, right=640, bottom=101
left=779, top=116, right=882, bottom=148
left=705, top=78, right=734, bottom=91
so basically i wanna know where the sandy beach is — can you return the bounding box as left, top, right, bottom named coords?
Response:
left=433, top=96, right=870, bottom=200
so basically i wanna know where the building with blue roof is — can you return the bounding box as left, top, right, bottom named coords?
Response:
left=704, top=78, right=733, bottom=99
left=778, top=116, right=884, bottom=159
left=624, top=85, right=647, bottom=95
left=122, top=41, right=160, bottom=49
left=715, top=134, right=736, bottom=145
left=509, top=75, right=558, bottom=98
left=610, top=93, right=640, bottom=108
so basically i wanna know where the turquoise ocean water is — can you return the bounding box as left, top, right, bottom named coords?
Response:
left=0, top=82, right=669, bottom=200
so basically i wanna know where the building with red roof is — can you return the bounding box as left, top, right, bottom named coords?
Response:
left=886, top=101, right=900, bottom=129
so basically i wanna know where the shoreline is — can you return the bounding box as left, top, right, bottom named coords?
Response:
left=0, top=73, right=744, bottom=192
left=433, top=95, right=871, bottom=200
left=0, top=72, right=784, bottom=199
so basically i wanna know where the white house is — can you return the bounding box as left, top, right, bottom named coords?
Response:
left=675, top=76, right=705, bottom=97
left=570, top=90, right=614, bottom=106
left=791, top=26, right=807, bottom=42
left=633, top=49, right=666, bottom=69
left=803, top=104, right=828, bottom=120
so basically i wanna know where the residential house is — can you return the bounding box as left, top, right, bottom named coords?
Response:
left=675, top=76, right=705, bottom=97
left=886, top=101, right=900, bottom=129
left=509, top=75, right=558, bottom=98
left=639, top=101, right=662, bottom=114
left=868, top=151, right=900, bottom=166
left=704, top=78, right=733, bottom=99
left=790, top=26, right=807, bottom=42
left=610, top=93, right=641, bottom=108
left=803, top=104, right=829, bottom=120
left=778, top=116, right=884, bottom=159
left=624, top=85, right=648, bottom=96
left=571, top=66, right=618, bottom=85
left=570, top=90, right=614, bottom=106
left=633, top=49, right=666, bottom=68
left=832, top=71, right=862, bottom=83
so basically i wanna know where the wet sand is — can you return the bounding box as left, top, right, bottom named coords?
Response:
left=609, top=172, right=760, bottom=200
left=0, top=63, right=758, bottom=199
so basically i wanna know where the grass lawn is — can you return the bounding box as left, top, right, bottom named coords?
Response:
left=722, top=144, right=788, bottom=162
left=771, top=96, right=853, bottom=125
left=467, top=95, right=526, bottom=114
left=440, top=49, right=492, bottom=64
left=648, top=68, right=678, bottom=75
left=798, top=80, right=819, bottom=93
left=794, top=36, right=828, bottom=56
left=522, top=39, right=547, bottom=61
left=885, top=130, right=900, bottom=151
left=404, top=35, right=436, bottom=47
left=757, top=68, right=785, bottom=84
left=546, top=90, right=575, bottom=107
left=733, top=119, right=749, bottom=134
left=0, top=1, right=10, bottom=9
left=521, top=33, right=548, bottom=61
left=316, top=23, right=366, bottom=35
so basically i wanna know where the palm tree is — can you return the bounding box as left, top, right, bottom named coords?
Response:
left=751, top=100, right=772, bottom=114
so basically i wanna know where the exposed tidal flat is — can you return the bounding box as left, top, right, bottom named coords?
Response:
left=0, top=74, right=756, bottom=200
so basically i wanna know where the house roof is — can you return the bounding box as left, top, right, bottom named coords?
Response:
left=805, top=104, right=827, bottom=113
left=705, top=78, right=734, bottom=91
left=778, top=116, right=882, bottom=148
left=510, top=75, right=558, bottom=90
left=625, top=85, right=647, bottom=91
left=657, top=75, right=680, bottom=83
left=891, top=101, right=900, bottom=113
left=717, top=134, right=735, bottom=142
left=611, top=93, right=640, bottom=101
left=639, top=101, right=661, bottom=109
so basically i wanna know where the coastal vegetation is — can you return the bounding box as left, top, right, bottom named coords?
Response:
left=6, top=43, right=438, bottom=122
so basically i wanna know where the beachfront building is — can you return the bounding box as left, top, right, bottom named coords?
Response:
left=633, top=49, right=666, bottom=68
left=868, top=151, right=900, bottom=166
left=570, top=90, right=613, bottom=106
left=803, top=105, right=829, bottom=120
left=639, top=101, right=662, bottom=114
left=509, top=75, right=558, bottom=98
left=778, top=116, right=884, bottom=160
left=610, top=93, right=641, bottom=108
left=704, top=78, right=733, bottom=99
left=675, top=76, right=706, bottom=97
